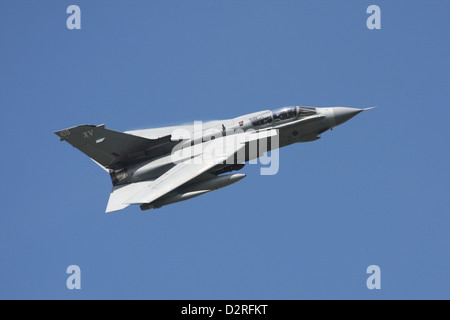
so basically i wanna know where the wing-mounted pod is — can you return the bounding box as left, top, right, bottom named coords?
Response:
left=140, top=173, right=246, bottom=210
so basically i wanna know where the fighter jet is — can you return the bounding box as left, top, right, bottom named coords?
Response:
left=55, top=106, right=372, bottom=212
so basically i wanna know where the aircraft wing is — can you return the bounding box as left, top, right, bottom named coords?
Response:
left=105, top=162, right=226, bottom=212
left=124, top=130, right=267, bottom=206
left=106, top=130, right=278, bottom=211
left=124, top=158, right=226, bottom=205
left=106, top=181, right=153, bottom=213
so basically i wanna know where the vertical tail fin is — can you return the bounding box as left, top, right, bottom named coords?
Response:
left=55, top=124, right=172, bottom=170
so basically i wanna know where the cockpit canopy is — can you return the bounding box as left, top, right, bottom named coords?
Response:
left=297, top=106, right=316, bottom=118
left=272, top=107, right=297, bottom=122
left=250, top=106, right=316, bottom=127
left=249, top=111, right=273, bottom=127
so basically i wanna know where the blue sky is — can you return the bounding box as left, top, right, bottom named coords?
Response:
left=0, top=1, right=449, bottom=299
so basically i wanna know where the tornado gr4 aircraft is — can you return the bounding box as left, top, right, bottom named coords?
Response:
left=55, top=106, right=372, bottom=212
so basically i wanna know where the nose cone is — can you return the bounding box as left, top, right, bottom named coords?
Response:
left=332, top=107, right=364, bottom=126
